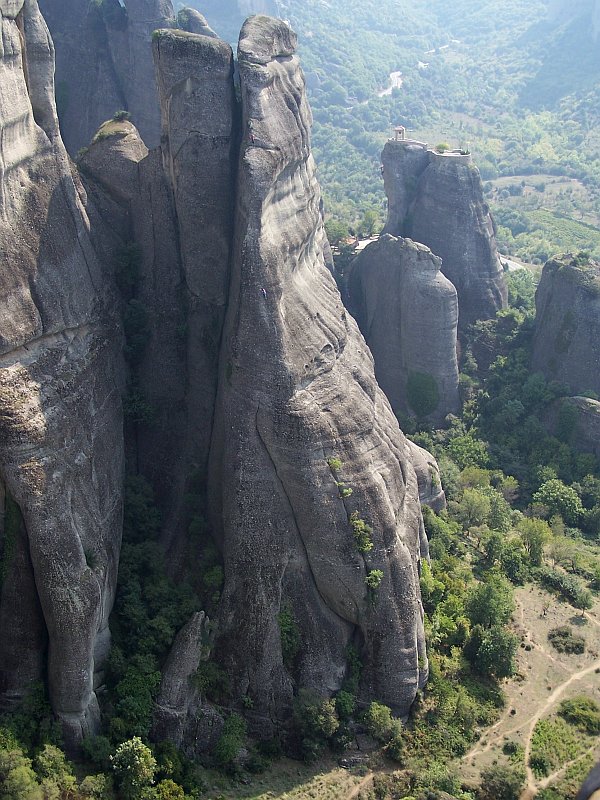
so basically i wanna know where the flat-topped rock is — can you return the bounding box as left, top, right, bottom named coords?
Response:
left=382, top=139, right=507, bottom=328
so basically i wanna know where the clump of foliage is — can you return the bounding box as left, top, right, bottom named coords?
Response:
left=530, top=718, right=585, bottom=778
left=406, top=371, right=440, bottom=417
left=349, top=511, right=374, bottom=552
left=479, top=763, right=526, bottom=800
left=293, top=690, right=340, bottom=762
left=278, top=604, right=301, bottom=669
left=558, top=696, right=600, bottom=734
left=214, top=714, right=247, bottom=770
left=548, top=625, right=585, bottom=654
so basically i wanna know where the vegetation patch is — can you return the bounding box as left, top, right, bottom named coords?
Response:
left=547, top=625, right=585, bottom=654
left=529, top=717, right=586, bottom=778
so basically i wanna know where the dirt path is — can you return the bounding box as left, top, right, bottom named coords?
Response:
left=346, top=772, right=374, bottom=800
left=520, top=657, right=600, bottom=799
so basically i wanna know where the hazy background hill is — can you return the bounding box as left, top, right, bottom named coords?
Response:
left=178, top=0, right=600, bottom=263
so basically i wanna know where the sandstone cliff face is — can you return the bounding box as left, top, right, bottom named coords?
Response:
left=77, top=28, right=237, bottom=569
left=0, top=0, right=124, bottom=745
left=532, top=255, right=600, bottom=396
left=38, top=0, right=173, bottom=154
left=347, top=234, right=459, bottom=424
left=209, top=16, right=427, bottom=722
left=382, top=140, right=507, bottom=328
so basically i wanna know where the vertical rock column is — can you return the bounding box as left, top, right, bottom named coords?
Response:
left=209, top=16, right=427, bottom=722
left=152, top=29, right=236, bottom=563
left=0, top=0, right=124, bottom=745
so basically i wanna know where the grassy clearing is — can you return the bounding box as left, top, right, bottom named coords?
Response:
left=529, top=717, right=592, bottom=778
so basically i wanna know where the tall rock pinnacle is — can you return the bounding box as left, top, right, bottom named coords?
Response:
left=0, top=0, right=124, bottom=745
left=382, top=139, right=507, bottom=328
left=208, top=16, right=428, bottom=721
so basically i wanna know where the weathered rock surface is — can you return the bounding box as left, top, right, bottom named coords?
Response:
left=532, top=255, right=600, bottom=396
left=176, top=8, right=218, bottom=37
left=407, top=441, right=446, bottom=514
left=0, top=0, right=124, bottom=745
left=347, top=234, right=459, bottom=424
left=78, top=28, right=236, bottom=569
left=152, top=612, right=224, bottom=756
left=382, top=140, right=507, bottom=327
left=38, top=0, right=174, bottom=154
left=209, top=16, right=428, bottom=723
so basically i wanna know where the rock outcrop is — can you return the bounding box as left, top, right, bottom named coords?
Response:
left=532, top=255, right=600, bottom=396
left=208, top=16, right=428, bottom=723
left=347, top=234, right=459, bottom=424
left=0, top=0, right=124, bottom=745
left=152, top=612, right=224, bottom=756
left=38, top=0, right=174, bottom=155
left=382, top=139, right=507, bottom=327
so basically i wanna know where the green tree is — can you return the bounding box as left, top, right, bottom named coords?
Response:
left=214, top=714, right=247, bottom=768
left=455, top=488, right=491, bottom=528
left=466, top=625, right=518, bottom=679
left=111, top=737, right=156, bottom=800
left=517, top=517, right=551, bottom=566
left=357, top=209, right=379, bottom=238
left=533, top=479, right=583, bottom=526
left=479, top=763, right=525, bottom=800
left=324, top=219, right=349, bottom=246
left=466, top=573, right=514, bottom=629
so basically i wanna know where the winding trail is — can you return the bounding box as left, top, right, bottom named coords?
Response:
left=520, top=656, right=600, bottom=799
left=461, top=591, right=600, bottom=800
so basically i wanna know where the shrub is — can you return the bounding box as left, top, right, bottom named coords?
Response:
left=479, top=763, right=525, bottom=800
left=278, top=604, right=301, bottom=668
left=111, top=737, right=156, bottom=800
left=112, top=110, right=131, bottom=122
left=214, top=714, right=246, bottom=768
left=364, top=569, right=384, bottom=590
left=363, top=702, right=402, bottom=743
left=548, top=626, right=585, bottom=654
left=559, top=696, right=600, bottom=734
left=349, top=511, right=374, bottom=552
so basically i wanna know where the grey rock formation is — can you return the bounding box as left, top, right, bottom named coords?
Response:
left=0, top=0, right=124, bottom=746
left=532, top=255, right=600, bottom=396
left=209, top=16, right=428, bottom=723
left=38, top=0, right=174, bottom=155
left=78, top=28, right=236, bottom=569
left=407, top=441, right=446, bottom=514
left=176, top=8, right=218, bottom=37
left=382, top=140, right=507, bottom=328
left=152, top=612, right=224, bottom=756
left=347, top=234, right=459, bottom=424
